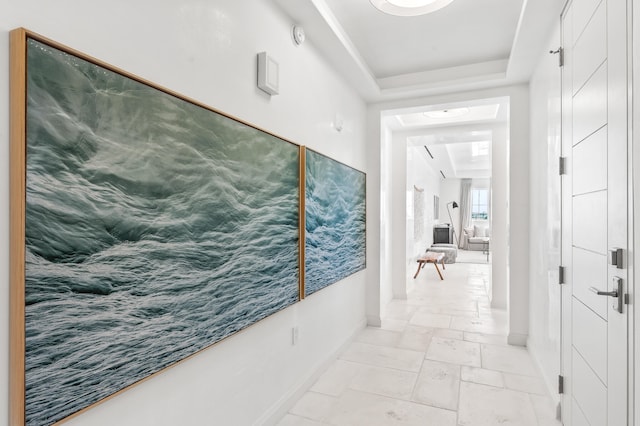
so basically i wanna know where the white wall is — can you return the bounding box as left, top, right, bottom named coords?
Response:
left=406, top=146, right=441, bottom=261
left=390, top=132, right=409, bottom=299
left=0, top=1, right=369, bottom=424
left=527, top=22, right=562, bottom=399
left=471, top=178, right=491, bottom=189
left=391, top=138, right=444, bottom=299
left=491, top=125, right=509, bottom=311
left=378, top=123, right=393, bottom=319
left=506, top=86, right=530, bottom=345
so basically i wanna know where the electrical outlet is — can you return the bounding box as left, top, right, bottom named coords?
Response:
left=292, top=327, right=299, bottom=345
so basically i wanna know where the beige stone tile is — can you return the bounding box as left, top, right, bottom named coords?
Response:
left=281, top=262, right=556, bottom=426
left=289, top=391, right=338, bottom=422
left=450, top=316, right=507, bottom=334
left=383, top=302, right=419, bottom=321
left=433, top=328, right=464, bottom=340
left=418, top=304, right=478, bottom=318
left=397, top=325, right=434, bottom=352
left=412, top=359, right=461, bottom=410
left=504, top=373, right=548, bottom=395
left=481, top=344, right=538, bottom=376
left=328, top=389, right=457, bottom=426
left=461, top=366, right=504, bottom=388
left=310, top=360, right=363, bottom=397
left=277, top=414, right=331, bottom=426
left=425, top=337, right=481, bottom=367
left=355, top=327, right=402, bottom=348
left=349, top=364, right=418, bottom=400
left=340, top=342, right=424, bottom=372
left=464, top=331, right=508, bottom=346
left=380, top=318, right=408, bottom=332
left=458, top=382, right=538, bottom=426
left=409, top=311, right=452, bottom=328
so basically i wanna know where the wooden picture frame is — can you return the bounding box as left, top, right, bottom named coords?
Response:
left=303, top=148, right=366, bottom=297
left=10, top=28, right=303, bottom=425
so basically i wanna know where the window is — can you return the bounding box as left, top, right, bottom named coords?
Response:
left=471, top=188, right=489, bottom=220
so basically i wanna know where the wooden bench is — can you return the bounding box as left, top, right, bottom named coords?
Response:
left=413, top=252, right=446, bottom=280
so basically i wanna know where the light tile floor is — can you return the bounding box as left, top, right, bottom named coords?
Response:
left=278, top=263, right=562, bottom=426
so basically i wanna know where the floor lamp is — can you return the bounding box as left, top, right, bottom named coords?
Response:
left=446, top=201, right=459, bottom=246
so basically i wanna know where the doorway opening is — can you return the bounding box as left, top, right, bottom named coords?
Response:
left=379, top=95, right=509, bottom=314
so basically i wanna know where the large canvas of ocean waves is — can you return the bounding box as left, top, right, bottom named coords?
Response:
left=305, top=150, right=366, bottom=297
left=24, top=38, right=300, bottom=425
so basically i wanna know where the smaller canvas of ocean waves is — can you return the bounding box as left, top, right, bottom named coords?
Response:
left=24, top=39, right=300, bottom=425
left=304, top=150, right=366, bottom=296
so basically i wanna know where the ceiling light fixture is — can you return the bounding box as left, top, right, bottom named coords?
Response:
left=472, top=141, right=490, bottom=157
left=424, top=146, right=434, bottom=159
left=423, top=107, right=469, bottom=119
left=370, top=0, right=455, bottom=17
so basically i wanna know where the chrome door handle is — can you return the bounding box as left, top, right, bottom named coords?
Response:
left=589, top=287, right=618, bottom=297
left=589, top=277, right=624, bottom=313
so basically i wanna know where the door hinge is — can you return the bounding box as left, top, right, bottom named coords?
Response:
left=559, top=157, right=567, bottom=175
left=550, top=47, right=564, bottom=67
left=559, top=266, right=566, bottom=284
left=556, top=402, right=562, bottom=422
left=558, top=375, right=564, bottom=394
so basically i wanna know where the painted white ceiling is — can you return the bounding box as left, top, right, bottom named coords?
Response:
left=398, top=104, right=500, bottom=127
left=274, top=0, right=563, bottom=101
left=388, top=97, right=508, bottom=178
left=273, top=0, right=562, bottom=176
left=322, top=0, right=523, bottom=79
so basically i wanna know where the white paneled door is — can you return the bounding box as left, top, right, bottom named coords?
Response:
left=561, top=0, right=629, bottom=425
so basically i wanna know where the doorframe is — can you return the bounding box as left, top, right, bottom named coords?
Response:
left=559, top=3, right=573, bottom=422
left=381, top=99, right=508, bottom=306
left=370, top=87, right=529, bottom=342
left=630, top=0, right=638, bottom=421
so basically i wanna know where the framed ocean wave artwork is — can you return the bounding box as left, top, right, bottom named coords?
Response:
left=10, top=28, right=302, bottom=425
left=303, top=148, right=366, bottom=297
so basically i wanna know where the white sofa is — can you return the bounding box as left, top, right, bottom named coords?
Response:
left=462, top=225, right=490, bottom=251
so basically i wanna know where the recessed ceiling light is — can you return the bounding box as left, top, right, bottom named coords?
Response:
left=472, top=141, right=490, bottom=157
left=423, top=107, right=469, bottom=119
left=370, top=0, right=455, bottom=17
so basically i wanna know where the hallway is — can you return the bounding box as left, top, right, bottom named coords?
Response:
left=279, top=263, right=560, bottom=425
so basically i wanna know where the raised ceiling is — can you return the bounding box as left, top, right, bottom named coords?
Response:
left=273, top=0, right=562, bottom=178
left=323, top=0, right=523, bottom=78
left=388, top=97, right=509, bottom=178
left=274, top=0, right=563, bottom=101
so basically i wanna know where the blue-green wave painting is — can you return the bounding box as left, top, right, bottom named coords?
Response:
left=304, top=149, right=366, bottom=297
left=24, top=38, right=299, bottom=425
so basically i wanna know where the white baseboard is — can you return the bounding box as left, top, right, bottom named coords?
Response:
left=256, top=318, right=367, bottom=426
left=507, top=332, right=528, bottom=346
left=526, top=337, right=562, bottom=421
left=526, top=337, right=561, bottom=402
left=393, top=292, right=407, bottom=300
left=367, top=315, right=382, bottom=327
